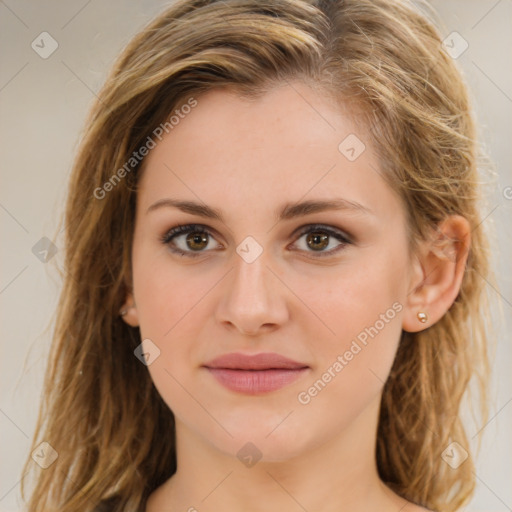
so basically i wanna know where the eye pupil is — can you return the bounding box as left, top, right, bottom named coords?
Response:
left=186, top=232, right=208, bottom=250
left=307, top=232, right=329, bottom=251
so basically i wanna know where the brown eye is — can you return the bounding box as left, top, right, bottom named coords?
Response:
left=161, top=223, right=352, bottom=259
left=161, top=224, right=220, bottom=257
left=186, top=232, right=209, bottom=251
left=306, top=231, right=330, bottom=251
left=292, top=224, right=352, bottom=257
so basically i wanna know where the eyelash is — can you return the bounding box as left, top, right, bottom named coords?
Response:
left=160, top=223, right=353, bottom=259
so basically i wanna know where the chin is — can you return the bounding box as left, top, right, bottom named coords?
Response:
left=195, top=410, right=323, bottom=463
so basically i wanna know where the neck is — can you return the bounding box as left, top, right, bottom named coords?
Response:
left=147, top=393, right=412, bottom=512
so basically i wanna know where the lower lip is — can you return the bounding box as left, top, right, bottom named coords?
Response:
left=205, top=367, right=309, bottom=394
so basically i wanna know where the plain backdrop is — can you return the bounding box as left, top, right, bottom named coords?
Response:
left=1, top=1, right=511, bottom=511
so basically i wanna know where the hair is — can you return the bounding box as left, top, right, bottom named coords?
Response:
left=20, top=1, right=496, bottom=511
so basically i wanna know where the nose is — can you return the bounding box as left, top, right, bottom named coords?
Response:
left=215, top=248, right=289, bottom=337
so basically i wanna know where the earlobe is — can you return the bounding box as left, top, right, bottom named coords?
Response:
left=402, top=215, right=471, bottom=333
left=119, top=293, right=139, bottom=327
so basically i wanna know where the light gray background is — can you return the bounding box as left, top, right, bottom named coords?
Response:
left=1, top=1, right=511, bottom=511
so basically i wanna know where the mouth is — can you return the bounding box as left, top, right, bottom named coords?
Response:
left=202, top=352, right=309, bottom=395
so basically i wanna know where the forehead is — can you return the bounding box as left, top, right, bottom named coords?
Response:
left=137, top=82, right=402, bottom=224
left=151, top=82, right=361, bottom=158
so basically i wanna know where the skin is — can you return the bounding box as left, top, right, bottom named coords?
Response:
left=121, top=81, right=470, bottom=512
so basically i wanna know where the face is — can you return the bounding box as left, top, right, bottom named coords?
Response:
left=126, top=81, right=415, bottom=461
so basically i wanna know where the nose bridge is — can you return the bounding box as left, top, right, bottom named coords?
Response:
left=216, top=242, right=288, bottom=334
left=233, top=249, right=270, bottom=299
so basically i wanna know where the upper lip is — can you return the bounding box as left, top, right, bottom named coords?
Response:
left=203, top=352, right=308, bottom=370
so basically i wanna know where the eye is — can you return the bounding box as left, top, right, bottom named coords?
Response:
left=290, top=224, right=352, bottom=258
left=160, top=224, right=221, bottom=258
left=160, top=223, right=352, bottom=258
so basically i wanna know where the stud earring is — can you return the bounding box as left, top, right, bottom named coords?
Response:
left=119, top=305, right=135, bottom=316
left=417, top=311, right=428, bottom=323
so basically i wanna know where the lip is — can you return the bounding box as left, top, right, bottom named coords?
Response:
left=203, top=352, right=308, bottom=370
left=202, top=352, right=309, bottom=395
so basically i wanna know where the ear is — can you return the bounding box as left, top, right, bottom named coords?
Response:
left=119, top=289, right=140, bottom=327
left=402, top=215, right=471, bottom=332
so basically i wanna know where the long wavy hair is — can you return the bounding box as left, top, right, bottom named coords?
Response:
left=20, top=0, right=495, bottom=511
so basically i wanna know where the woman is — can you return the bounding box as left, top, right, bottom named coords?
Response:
left=21, top=0, right=494, bottom=511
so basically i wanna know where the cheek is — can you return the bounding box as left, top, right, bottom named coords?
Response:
left=132, top=254, right=207, bottom=415
left=291, top=264, right=405, bottom=437
left=301, top=255, right=406, bottom=334
left=132, top=242, right=204, bottom=338
left=297, top=249, right=408, bottom=379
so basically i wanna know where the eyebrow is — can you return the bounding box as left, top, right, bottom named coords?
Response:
left=146, top=197, right=373, bottom=222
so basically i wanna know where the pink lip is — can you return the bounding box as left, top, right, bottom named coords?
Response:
left=204, top=352, right=307, bottom=370
left=202, top=352, right=309, bottom=395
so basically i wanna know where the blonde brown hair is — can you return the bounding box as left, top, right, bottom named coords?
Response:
left=21, top=0, right=495, bottom=511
